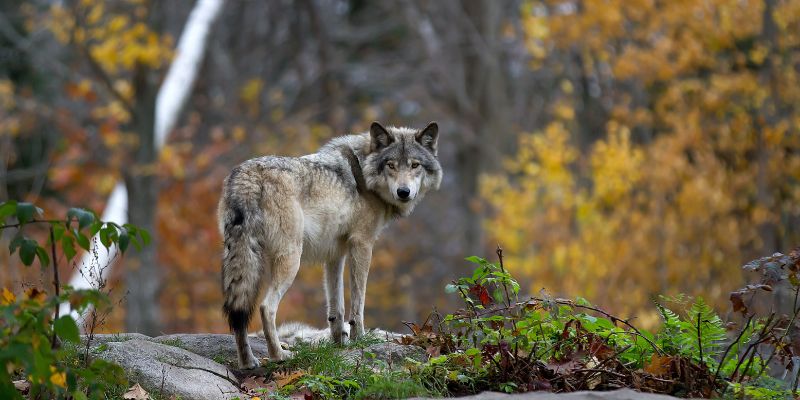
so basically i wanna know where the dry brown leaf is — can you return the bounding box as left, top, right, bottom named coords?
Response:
left=241, top=375, right=275, bottom=392
left=644, top=354, right=672, bottom=376
left=122, top=383, right=151, bottom=400
left=274, top=369, right=306, bottom=388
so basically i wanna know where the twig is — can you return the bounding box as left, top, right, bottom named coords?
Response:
left=496, top=245, right=518, bottom=333
left=729, top=313, right=774, bottom=382
left=50, top=226, right=60, bottom=349
left=573, top=368, right=628, bottom=379
left=714, top=314, right=753, bottom=380
left=0, top=219, right=66, bottom=230
left=696, top=311, right=703, bottom=364
left=565, top=300, right=665, bottom=356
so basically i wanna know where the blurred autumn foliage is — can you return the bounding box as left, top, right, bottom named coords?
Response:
left=484, top=0, right=800, bottom=327
left=1, top=0, right=799, bottom=335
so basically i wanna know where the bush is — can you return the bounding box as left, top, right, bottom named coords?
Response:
left=0, top=200, right=149, bottom=399
left=400, top=247, right=800, bottom=398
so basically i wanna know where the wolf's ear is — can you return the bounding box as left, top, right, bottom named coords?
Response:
left=416, top=121, right=438, bottom=155
left=370, top=121, right=394, bottom=152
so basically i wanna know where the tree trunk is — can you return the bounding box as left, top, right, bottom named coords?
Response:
left=757, top=0, right=778, bottom=255
left=461, top=1, right=512, bottom=253
left=123, top=63, right=161, bottom=334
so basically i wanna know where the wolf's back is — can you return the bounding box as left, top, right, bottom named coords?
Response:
left=220, top=164, right=266, bottom=333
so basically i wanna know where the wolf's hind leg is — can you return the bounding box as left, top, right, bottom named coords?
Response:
left=324, top=257, right=347, bottom=344
left=260, top=250, right=301, bottom=361
left=233, top=322, right=259, bottom=369
left=221, top=205, right=264, bottom=369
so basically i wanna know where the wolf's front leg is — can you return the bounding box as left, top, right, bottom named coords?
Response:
left=348, top=242, right=373, bottom=340
left=324, top=257, right=347, bottom=344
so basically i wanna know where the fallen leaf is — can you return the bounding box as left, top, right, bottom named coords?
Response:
left=123, top=383, right=151, bottom=400
left=274, top=370, right=306, bottom=388
left=644, top=354, right=672, bottom=376
left=241, top=375, right=274, bottom=392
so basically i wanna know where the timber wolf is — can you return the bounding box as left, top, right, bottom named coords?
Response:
left=253, top=322, right=402, bottom=347
left=219, top=121, right=442, bottom=369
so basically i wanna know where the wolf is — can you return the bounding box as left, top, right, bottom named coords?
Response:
left=261, top=321, right=402, bottom=347
left=219, top=121, right=442, bottom=369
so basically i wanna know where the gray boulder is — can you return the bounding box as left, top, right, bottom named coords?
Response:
left=80, top=333, right=151, bottom=347
left=152, top=333, right=269, bottom=369
left=94, top=339, right=244, bottom=400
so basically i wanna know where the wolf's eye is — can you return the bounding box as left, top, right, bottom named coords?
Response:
left=387, top=163, right=395, bottom=170
left=411, top=162, right=420, bottom=169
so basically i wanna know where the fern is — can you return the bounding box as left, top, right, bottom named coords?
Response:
left=654, top=297, right=726, bottom=366
left=655, top=303, right=688, bottom=355
left=686, top=297, right=726, bottom=365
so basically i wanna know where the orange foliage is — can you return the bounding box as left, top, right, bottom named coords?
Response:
left=484, top=0, right=800, bottom=327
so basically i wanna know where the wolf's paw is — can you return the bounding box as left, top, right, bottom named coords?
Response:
left=331, top=329, right=349, bottom=345
left=239, top=356, right=261, bottom=370
left=271, top=349, right=293, bottom=361
left=280, top=341, right=290, bottom=350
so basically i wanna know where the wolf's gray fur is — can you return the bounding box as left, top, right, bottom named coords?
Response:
left=255, top=322, right=402, bottom=347
left=219, top=122, right=442, bottom=369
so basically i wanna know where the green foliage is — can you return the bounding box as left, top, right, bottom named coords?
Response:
left=413, top=252, right=796, bottom=396
left=273, top=335, right=437, bottom=400
left=0, top=287, right=126, bottom=399
left=1, top=200, right=149, bottom=268
left=0, top=200, right=149, bottom=399
left=725, top=377, right=795, bottom=400
left=654, top=297, right=726, bottom=367
left=261, top=250, right=800, bottom=398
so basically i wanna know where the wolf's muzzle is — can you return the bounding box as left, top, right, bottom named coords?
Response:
left=397, top=187, right=411, bottom=199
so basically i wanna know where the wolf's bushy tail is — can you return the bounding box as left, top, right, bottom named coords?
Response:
left=220, top=185, right=265, bottom=335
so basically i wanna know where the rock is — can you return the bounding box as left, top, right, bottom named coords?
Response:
left=80, top=333, right=151, bottom=347
left=342, top=341, right=428, bottom=367
left=152, top=333, right=269, bottom=369
left=409, top=388, right=687, bottom=400
left=95, top=339, right=244, bottom=400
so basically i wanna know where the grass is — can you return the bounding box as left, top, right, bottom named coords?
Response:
left=158, top=337, right=186, bottom=350
left=263, top=333, right=439, bottom=399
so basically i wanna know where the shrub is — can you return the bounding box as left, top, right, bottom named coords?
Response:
left=0, top=200, right=149, bottom=399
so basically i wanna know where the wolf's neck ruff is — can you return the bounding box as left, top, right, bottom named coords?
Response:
left=219, top=121, right=442, bottom=369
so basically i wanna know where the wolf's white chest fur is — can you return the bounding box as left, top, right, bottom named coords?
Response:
left=300, top=202, right=370, bottom=264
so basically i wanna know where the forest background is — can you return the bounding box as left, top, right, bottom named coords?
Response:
left=1, top=0, right=799, bottom=336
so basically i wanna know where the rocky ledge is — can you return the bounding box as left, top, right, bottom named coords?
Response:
left=82, top=329, right=686, bottom=400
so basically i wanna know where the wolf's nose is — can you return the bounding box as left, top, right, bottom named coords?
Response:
left=397, top=187, right=411, bottom=199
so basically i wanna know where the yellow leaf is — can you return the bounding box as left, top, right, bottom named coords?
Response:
left=24, top=288, right=46, bottom=304
left=49, top=366, right=66, bottom=388
left=240, top=78, right=264, bottom=105
left=1, top=288, right=16, bottom=305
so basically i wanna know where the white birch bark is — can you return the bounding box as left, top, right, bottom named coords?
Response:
left=62, top=0, right=226, bottom=323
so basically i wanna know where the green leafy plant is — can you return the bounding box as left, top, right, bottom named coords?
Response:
left=400, top=247, right=800, bottom=398
left=238, top=247, right=800, bottom=399
left=0, top=200, right=150, bottom=399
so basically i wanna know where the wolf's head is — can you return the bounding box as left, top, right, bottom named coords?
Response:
left=363, top=121, right=443, bottom=216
